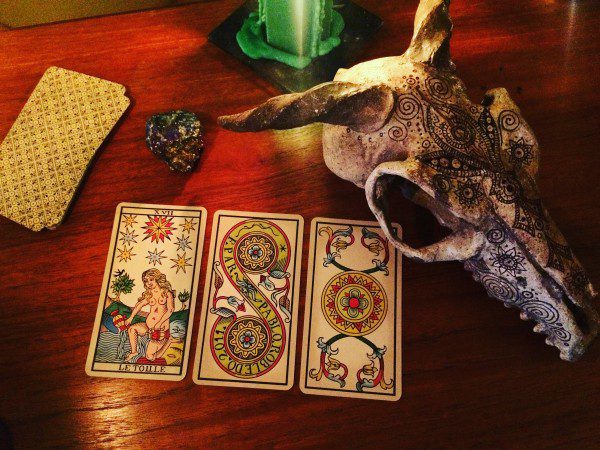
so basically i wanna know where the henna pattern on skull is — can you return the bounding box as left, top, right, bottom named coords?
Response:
left=387, top=74, right=576, bottom=276
left=455, top=180, right=483, bottom=207
left=465, top=221, right=576, bottom=349
left=508, top=138, right=534, bottom=167
left=490, top=246, right=526, bottom=277
left=219, top=0, right=598, bottom=361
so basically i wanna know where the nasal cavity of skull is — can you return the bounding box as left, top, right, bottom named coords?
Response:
left=382, top=177, right=453, bottom=248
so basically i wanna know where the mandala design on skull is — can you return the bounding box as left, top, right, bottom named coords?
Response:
left=455, top=180, right=483, bottom=207
left=566, top=267, right=591, bottom=296
left=490, top=246, right=526, bottom=277
left=407, top=77, right=574, bottom=274
left=508, top=137, right=533, bottom=167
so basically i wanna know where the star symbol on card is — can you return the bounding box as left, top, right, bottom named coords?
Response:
left=119, top=229, right=138, bottom=245
left=117, top=245, right=135, bottom=262
left=122, top=214, right=138, bottom=228
left=146, top=248, right=166, bottom=266
left=142, top=215, right=176, bottom=243
left=175, top=235, right=193, bottom=252
left=181, top=218, right=196, bottom=234
left=170, top=252, right=192, bottom=274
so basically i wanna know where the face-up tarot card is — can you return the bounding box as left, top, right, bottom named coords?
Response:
left=193, top=211, right=303, bottom=390
left=85, top=203, right=207, bottom=381
left=300, top=218, right=402, bottom=400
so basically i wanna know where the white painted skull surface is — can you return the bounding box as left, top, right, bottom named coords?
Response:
left=219, top=0, right=598, bottom=360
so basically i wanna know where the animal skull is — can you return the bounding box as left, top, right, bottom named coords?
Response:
left=218, top=0, right=598, bottom=360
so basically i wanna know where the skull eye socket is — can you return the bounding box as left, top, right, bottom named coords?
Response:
left=371, top=175, right=455, bottom=248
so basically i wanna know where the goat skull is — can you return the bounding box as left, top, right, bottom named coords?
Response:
left=218, top=0, right=598, bottom=360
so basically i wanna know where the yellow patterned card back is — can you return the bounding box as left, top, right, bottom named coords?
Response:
left=0, top=66, right=130, bottom=231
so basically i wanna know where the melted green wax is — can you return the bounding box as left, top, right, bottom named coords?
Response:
left=237, top=0, right=344, bottom=70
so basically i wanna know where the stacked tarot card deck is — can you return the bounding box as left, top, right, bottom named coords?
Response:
left=85, top=203, right=402, bottom=401
left=0, top=67, right=129, bottom=231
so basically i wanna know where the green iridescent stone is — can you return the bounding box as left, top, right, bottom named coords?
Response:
left=145, top=110, right=204, bottom=173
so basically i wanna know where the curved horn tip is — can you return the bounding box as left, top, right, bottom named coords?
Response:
left=217, top=113, right=260, bottom=132
left=406, top=0, right=454, bottom=69
left=217, top=120, right=240, bottom=132
left=217, top=114, right=246, bottom=131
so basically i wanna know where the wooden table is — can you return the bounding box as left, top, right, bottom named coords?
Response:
left=0, top=1, right=598, bottom=447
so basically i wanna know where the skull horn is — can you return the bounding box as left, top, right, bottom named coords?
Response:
left=406, top=0, right=453, bottom=69
left=218, top=81, right=396, bottom=134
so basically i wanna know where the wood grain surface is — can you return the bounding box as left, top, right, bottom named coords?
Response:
left=0, top=1, right=599, bottom=448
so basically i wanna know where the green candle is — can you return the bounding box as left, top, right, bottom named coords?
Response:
left=237, top=0, right=344, bottom=69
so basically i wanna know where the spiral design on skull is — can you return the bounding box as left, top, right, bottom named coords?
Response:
left=498, top=110, right=521, bottom=131
left=395, top=95, right=421, bottom=120
left=426, top=76, right=452, bottom=100
left=433, top=174, right=452, bottom=193
left=521, top=300, right=560, bottom=324
left=486, top=228, right=506, bottom=245
left=480, top=274, right=519, bottom=303
left=388, top=124, right=408, bottom=141
left=551, top=327, right=571, bottom=343
left=520, top=290, right=535, bottom=300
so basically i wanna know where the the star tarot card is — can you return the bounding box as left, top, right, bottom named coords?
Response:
left=85, top=203, right=207, bottom=381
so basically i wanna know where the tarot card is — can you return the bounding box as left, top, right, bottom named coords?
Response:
left=299, top=218, right=402, bottom=401
left=85, top=203, right=207, bottom=381
left=193, top=211, right=303, bottom=390
left=0, top=67, right=130, bottom=231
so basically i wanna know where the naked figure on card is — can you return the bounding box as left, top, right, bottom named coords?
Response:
left=124, top=268, right=176, bottom=363
left=86, top=203, right=207, bottom=381
left=101, top=268, right=179, bottom=365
